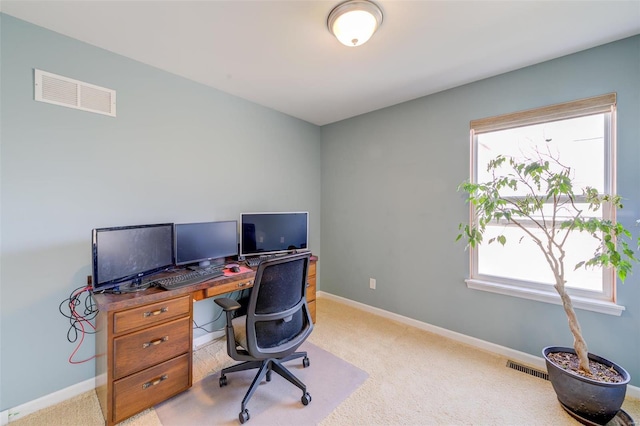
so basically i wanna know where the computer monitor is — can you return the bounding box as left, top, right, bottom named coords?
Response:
left=91, top=223, right=174, bottom=293
left=174, top=220, right=238, bottom=268
left=240, top=212, right=309, bottom=258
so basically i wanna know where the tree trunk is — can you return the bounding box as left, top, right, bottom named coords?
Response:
left=555, top=283, right=591, bottom=374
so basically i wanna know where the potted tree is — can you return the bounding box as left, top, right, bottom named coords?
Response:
left=457, top=151, right=639, bottom=424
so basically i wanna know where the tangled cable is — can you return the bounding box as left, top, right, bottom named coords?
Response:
left=58, top=285, right=98, bottom=364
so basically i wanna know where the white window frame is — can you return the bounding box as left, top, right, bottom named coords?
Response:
left=466, top=93, right=624, bottom=316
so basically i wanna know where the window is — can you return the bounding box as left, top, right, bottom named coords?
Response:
left=466, top=93, right=623, bottom=315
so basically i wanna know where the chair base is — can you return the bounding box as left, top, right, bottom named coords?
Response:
left=219, top=351, right=311, bottom=421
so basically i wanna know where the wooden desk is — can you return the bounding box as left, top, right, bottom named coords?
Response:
left=93, top=257, right=316, bottom=426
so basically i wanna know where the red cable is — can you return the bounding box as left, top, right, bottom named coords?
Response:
left=68, top=286, right=97, bottom=364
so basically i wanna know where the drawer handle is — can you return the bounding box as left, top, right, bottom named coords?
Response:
left=306, top=282, right=310, bottom=287
left=142, top=336, right=169, bottom=349
left=143, top=307, right=168, bottom=317
left=142, top=374, right=168, bottom=389
left=238, top=281, right=252, bottom=288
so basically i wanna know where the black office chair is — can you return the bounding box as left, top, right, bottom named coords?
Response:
left=214, top=252, right=314, bottom=424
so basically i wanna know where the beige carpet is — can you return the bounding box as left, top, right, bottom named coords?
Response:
left=11, top=296, right=640, bottom=425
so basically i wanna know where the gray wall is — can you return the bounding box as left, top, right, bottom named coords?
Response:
left=0, top=14, right=321, bottom=409
left=2, top=11, right=639, bottom=413
left=321, top=36, right=640, bottom=386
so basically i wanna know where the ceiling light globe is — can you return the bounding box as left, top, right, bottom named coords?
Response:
left=332, top=10, right=378, bottom=47
left=328, top=0, right=383, bottom=47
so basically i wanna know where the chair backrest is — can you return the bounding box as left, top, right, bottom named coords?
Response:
left=244, top=252, right=313, bottom=359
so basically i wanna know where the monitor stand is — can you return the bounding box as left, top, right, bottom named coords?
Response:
left=188, top=258, right=226, bottom=272
left=119, top=277, right=151, bottom=293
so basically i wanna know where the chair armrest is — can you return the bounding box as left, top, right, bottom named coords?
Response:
left=215, top=297, right=241, bottom=312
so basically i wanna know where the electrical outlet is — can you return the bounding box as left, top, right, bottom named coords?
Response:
left=369, top=278, right=376, bottom=289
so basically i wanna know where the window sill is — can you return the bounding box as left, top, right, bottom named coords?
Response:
left=465, top=279, right=625, bottom=316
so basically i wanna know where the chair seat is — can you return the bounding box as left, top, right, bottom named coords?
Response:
left=232, top=315, right=248, bottom=349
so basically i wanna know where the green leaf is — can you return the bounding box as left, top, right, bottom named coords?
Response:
left=618, top=267, right=628, bottom=282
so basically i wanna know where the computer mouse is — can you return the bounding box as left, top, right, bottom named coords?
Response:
left=231, top=266, right=241, bottom=273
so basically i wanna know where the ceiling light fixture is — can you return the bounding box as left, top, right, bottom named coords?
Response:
left=327, top=0, right=383, bottom=47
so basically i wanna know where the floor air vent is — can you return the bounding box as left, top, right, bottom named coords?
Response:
left=506, top=360, right=549, bottom=380
left=34, top=69, right=116, bottom=117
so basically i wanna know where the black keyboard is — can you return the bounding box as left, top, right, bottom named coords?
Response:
left=156, top=268, right=224, bottom=290
left=246, top=255, right=278, bottom=267
left=246, top=257, right=263, bottom=267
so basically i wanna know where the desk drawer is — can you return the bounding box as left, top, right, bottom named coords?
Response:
left=114, top=295, right=191, bottom=335
left=113, top=353, right=190, bottom=423
left=205, top=278, right=253, bottom=298
left=306, top=277, right=316, bottom=302
left=113, top=316, right=191, bottom=380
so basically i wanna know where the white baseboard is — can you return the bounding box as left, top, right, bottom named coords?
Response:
left=1, top=377, right=96, bottom=424
left=3, top=294, right=637, bottom=424
left=193, top=330, right=225, bottom=349
left=316, top=291, right=640, bottom=399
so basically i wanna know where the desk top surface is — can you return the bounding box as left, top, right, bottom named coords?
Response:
left=93, top=255, right=317, bottom=312
left=92, top=268, right=256, bottom=312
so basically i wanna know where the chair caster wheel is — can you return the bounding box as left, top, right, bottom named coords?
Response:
left=303, top=356, right=310, bottom=368
left=219, top=375, right=227, bottom=387
left=301, top=392, right=312, bottom=406
left=239, top=409, right=250, bottom=424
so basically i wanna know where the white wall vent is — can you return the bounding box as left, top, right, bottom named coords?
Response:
left=34, top=69, right=116, bottom=117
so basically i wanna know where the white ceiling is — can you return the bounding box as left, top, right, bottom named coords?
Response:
left=2, top=1, right=639, bottom=126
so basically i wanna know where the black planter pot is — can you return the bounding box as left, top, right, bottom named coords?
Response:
left=543, top=346, right=631, bottom=425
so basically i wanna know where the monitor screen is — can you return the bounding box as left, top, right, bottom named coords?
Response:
left=91, top=223, right=174, bottom=292
left=174, top=220, right=238, bottom=268
left=240, top=212, right=309, bottom=257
